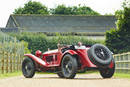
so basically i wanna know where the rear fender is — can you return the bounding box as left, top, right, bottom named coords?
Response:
left=24, top=54, right=47, bottom=67
left=108, top=59, right=115, bottom=68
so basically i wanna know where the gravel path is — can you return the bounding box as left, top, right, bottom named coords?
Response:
left=0, top=73, right=130, bottom=87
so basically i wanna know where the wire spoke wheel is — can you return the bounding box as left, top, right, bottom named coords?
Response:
left=95, top=47, right=109, bottom=61
left=63, top=59, right=73, bottom=75
left=61, top=54, right=77, bottom=79
left=22, top=58, right=35, bottom=78
left=99, top=59, right=115, bottom=78
left=25, top=62, right=33, bottom=75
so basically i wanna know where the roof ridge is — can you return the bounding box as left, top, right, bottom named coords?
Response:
left=11, top=14, right=115, bottom=17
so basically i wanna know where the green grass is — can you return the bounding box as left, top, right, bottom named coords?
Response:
left=77, top=70, right=98, bottom=74
left=0, top=71, right=22, bottom=79
left=114, top=72, right=130, bottom=79
left=36, top=72, right=55, bottom=74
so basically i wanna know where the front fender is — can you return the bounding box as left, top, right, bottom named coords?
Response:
left=62, top=50, right=78, bottom=57
left=59, top=50, right=78, bottom=66
left=64, top=50, right=78, bottom=55
left=24, top=54, right=47, bottom=67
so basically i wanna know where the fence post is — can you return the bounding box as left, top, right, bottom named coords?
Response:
left=17, top=54, right=19, bottom=71
left=6, top=52, right=9, bottom=73
left=10, top=53, right=12, bottom=73
left=13, top=53, right=16, bottom=72
left=128, top=52, right=130, bottom=72
left=20, top=55, right=23, bottom=70
left=1, top=51, right=5, bottom=74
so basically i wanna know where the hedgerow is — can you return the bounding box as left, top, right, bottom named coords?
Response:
left=10, top=32, right=104, bottom=54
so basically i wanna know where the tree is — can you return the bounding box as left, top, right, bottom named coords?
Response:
left=13, top=1, right=49, bottom=14
left=50, top=5, right=72, bottom=15
left=50, top=5, right=100, bottom=15
left=13, top=1, right=100, bottom=15
left=105, top=0, right=130, bottom=53
left=104, top=13, right=113, bottom=16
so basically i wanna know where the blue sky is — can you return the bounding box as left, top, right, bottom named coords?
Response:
left=0, top=0, right=123, bottom=27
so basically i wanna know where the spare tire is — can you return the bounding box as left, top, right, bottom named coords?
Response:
left=87, top=44, right=112, bottom=67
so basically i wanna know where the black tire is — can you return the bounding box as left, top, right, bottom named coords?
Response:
left=22, top=58, right=35, bottom=78
left=99, top=59, right=115, bottom=78
left=87, top=44, right=112, bottom=67
left=57, top=72, right=64, bottom=78
left=61, top=54, right=77, bottom=79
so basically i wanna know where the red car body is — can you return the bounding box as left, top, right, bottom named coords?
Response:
left=24, top=45, right=114, bottom=71
left=22, top=44, right=115, bottom=79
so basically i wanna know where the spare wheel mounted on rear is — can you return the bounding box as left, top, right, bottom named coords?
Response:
left=87, top=44, right=112, bottom=67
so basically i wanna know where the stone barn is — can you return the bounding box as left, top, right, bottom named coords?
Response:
left=6, top=15, right=116, bottom=33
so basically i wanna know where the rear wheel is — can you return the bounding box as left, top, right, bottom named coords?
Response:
left=61, top=54, right=77, bottom=79
left=99, top=60, right=115, bottom=78
left=22, top=58, right=35, bottom=78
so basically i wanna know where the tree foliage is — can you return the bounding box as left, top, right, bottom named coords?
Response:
left=105, top=0, right=130, bottom=53
left=13, top=1, right=100, bottom=15
left=13, top=1, right=49, bottom=14
left=50, top=5, right=100, bottom=15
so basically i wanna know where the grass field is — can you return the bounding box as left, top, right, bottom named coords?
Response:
left=0, top=72, right=22, bottom=79
left=114, top=72, right=130, bottom=79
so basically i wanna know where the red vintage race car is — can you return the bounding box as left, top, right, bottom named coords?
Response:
left=22, top=42, right=115, bottom=79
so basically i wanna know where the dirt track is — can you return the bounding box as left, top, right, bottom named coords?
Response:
left=0, top=73, right=130, bottom=87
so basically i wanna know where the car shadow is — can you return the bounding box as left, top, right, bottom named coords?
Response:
left=32, top=76, right=116, bottom=80
left=74, top=77, right=117, bottom=80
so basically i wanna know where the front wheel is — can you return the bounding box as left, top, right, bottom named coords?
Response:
left=99, top=60, right=115, bottom=78
left=22, top=58, right=35, bottom=78
left=57, top=72, right=64, bottom=78
left=61, top=54, right=77, bottom=79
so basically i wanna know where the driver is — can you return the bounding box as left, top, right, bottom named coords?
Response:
left=75, top=42, right=86, bottom=49
left=78, top=42, right=82, bottom=47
